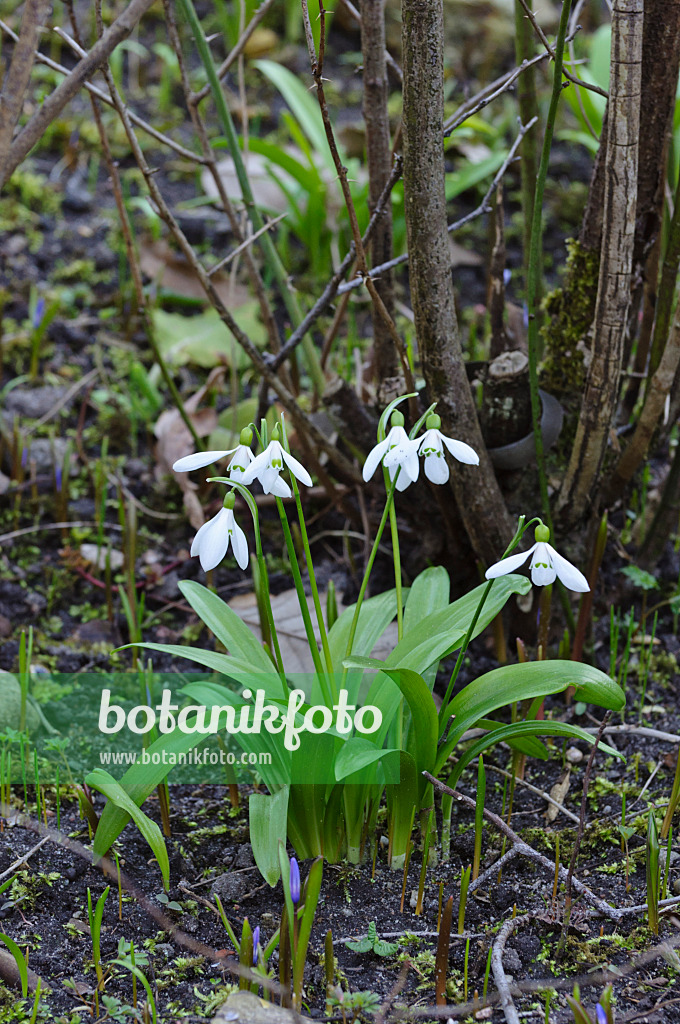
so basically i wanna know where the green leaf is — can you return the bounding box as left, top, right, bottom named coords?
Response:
left=373, top=938, right=398, bottom=957
left=179, top=581, right=277, bottom=674
left=255, top=60, right=337, bottom=174
left=620, top=565, right=659, bottom=591
left=0, top=932, right=28, bottom=997
left=436, top=661, right=624, bottom=773
left=152, top=307, right=266, bottom=370
left=445, top=151, right=506, bottom=200
left=445, top=719, right=623, bottom=790
left=345, top=936, right=373, bottom=953
left=86, top=769, right=170, bottom=890
left=249, top=788, right=289, bottom=886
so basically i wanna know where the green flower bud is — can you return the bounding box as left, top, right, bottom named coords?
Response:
left=391, top=410, right=405, bottom=428
left=271, top=424, right=281, bottom=441
left=223, top=491, right=236, bottom=510
left=535, top=523, right=550, bottom=543
left=426, top=413, right=441, bottom=430
left=239, top=426, right=253, bottom=446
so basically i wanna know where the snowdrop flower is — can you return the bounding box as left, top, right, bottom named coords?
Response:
left=172, top=428, right=255, bottom=481
left=191, top=492, right=249, bottom=572
left=362, top=411, right=420, bottom=491
left=418, top=413, right=479, bottom=484
left=485, top=522, right=589, bottom=592
left=240, top=426, right=312, bottom=498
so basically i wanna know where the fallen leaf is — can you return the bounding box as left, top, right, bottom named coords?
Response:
left=545, top=769, right=571, bottom=823
left=140, top=239, right=253, bottom=309
left=152, top=306, right=266, bottom=371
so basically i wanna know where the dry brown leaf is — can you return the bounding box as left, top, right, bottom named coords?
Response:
left=545, top=769, right=571, bottom=823
left=140, top=239, right=252, bottom=308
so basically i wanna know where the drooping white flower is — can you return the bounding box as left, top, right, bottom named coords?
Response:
left=240, top=433, right=312, bottom=498
left=363, top=412, right=420, bottom=491
left=173, top=449, right=235, bottom=473
left=191, top=496, right=249, bottom=572
left=173, top=427, right=256, bottom=483
left=418, top=414, right=479, bottom=484
left=485, top=523, right=589, bottom=592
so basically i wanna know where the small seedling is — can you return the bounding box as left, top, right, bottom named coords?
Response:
left=345, top=921, right=398, bottom=957
left=646, top=810, right=660, bottom=936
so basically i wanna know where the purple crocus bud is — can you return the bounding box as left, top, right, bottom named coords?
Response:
left=503, top=268, right=512, bottom=287
left=33, top=296, right=45, bottom=330
left=289, top=857, right=300, bottom=903
left=595, top=1006, right=607, bottom=1024
left=21, top=447, right=28, bottom=470
left=252, top=926, right=260, bottom=965
left=55, top=465, right=63, bottom=492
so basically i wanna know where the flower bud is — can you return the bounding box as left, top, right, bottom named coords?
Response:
left=271, top=424, right=281, bottom=441
left=534, top=523, right=550, bottom=543
left=390, top=410, right=405, bottom=428
left=289, top=856, right=300, bottom=903
left=223, top=491, right=236, bottom=510
left=240, top=426, right=253, bottom=446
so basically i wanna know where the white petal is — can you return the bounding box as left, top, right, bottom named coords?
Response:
left=546, top=544, right=590, bottom=592
left=230, top=517, right=250, bottom=571
left=419, top=429, right=443, bottom=455
left=269, top=474, right=292, bottom=498
left=485, top=544, right=536, bottom=580
left=395, top=468, right=413, bottom=491
left=362, top=438, right=390, bottom=481
left=282, top=449, right=313, bottom=487
left=440, top=435, right=480, bottom=465
left=401, top=445, right=420, bottom=482
left=530, top=543, right=556, bottom=586
left=195, top=508, right=230, bottom=572
left=387, top=425, right=409, bottom=446
left=228, top=446, right=254, bottom=479
left=190, top=517, right=213, bottom=557
left=424, top=452, right=449, bottom=484
left=260, top=464, right=282, bottom=494
left=240, top=449, right=268, bottom=485
left=173, top=450, right=234, bottom=472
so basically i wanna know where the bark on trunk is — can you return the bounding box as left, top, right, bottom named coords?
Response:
left=401, top=0, right=513, bottom=563
left=557, top=0, right=643, bottom=527
left=360, top=0, right=400, bottom=395
left=0, top=0, right=50, bottom=186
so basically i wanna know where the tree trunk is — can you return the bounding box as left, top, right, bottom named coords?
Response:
left=401, top=0, right=513, bottom=563
left=360, top=0, right=400, bottom=399
left=556, top=0, right=643, bottom=527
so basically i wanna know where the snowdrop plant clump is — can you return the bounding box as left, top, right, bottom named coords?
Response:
left=96, top=397, right=625, bottom=885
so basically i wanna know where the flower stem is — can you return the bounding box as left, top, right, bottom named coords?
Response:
left=276, top=497, right=331, bottom=703
left=526, top=0, right=573, bottom=532
left=387, top=489, right=403, bottom=642
left=342, top=474, right=400, bottom=680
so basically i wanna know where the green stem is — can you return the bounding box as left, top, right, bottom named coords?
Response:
left=292, top=478, right=336, bottom=694
left=526, top=0, right=573, bottom=532
left=341, top=474, right=400, bottom=684
left=387, top=494, right=403, bottom=642
left=439, top=516, right=537, bottom=721
left=276, top=497, right=331, bottom=702
left=178, top=0, right=325, bottom=395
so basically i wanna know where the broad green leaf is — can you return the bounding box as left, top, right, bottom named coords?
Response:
left=446, top=719, right=622, bottom=789
left=341, top=662, right=437, bottom=779
left=386, top=751, right=418, bottom=869
left=86, top=768, right=170, bottom=890
left=445, top=151, right=506, bottom=200
left=474, top=718, right=548, bottom=759
left=152, top=307, right=266, bottom=370
left=334, top=737, right=400, bottom=782
left=436, top=661, right=624, bottom=773
left=249, top=788, right=289, bottom=886
left=119, top=642, right=278, bottom=691
left=403, top=567, right=450, bottom=636
left=179, top=581, right=276, bottom=674
left=327, top=588, right=401, bottom=667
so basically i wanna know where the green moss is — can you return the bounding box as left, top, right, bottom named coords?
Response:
left=541, top=238, right=600, bottom=396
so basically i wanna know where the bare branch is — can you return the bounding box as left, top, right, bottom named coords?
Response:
left=0, top=0, right=50, bottom=183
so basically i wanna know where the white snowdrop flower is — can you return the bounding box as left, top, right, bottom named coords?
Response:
left=172, top=449, right=235, bottom=473
left=173, top=428, right=256, bottom=482
left=485, top=522, right=590, bottom=592
left=240, top=429, right=312, bottom=497
left=191, top=494, right=249, bottom=572
left=363, top=411, right=420, bottom=491
left=418, top=413, right=479, bottom=484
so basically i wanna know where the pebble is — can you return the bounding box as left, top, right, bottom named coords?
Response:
left=0, top=615, right=10, bottom=638
left=566, top=746, right=584, bottom=764
left=210, top=872, right=250, bottom=903
left=3, top=386, right=71, bottom=420
left=673, top=878, right=680, bottom=896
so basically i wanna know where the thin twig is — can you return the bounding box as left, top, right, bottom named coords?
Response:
left=0, top=0, right=159, bottom=187
left=338, top=117, right=537, bottom=295
left=207, top=213, right=287, bottom=276
left=0, top=19, right=206, bottom=163
left=191, top=0, right=277, bottom=105
left=484, top=762, right=580, bottom=824
left=492, top=913, right=531, bottom=1024
left=515, top=0, right=608, bottom=98
left=0, top=837, right=49, bottom=882
left=558, top=712, right=610, bottom=955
